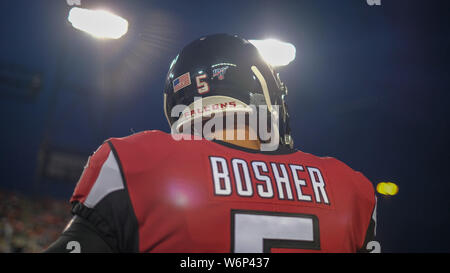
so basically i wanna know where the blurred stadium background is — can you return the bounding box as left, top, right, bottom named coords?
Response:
left=0, top=0, right=449, bottom=252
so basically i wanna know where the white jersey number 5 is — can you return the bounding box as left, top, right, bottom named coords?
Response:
left=231, top=210, right=320, bottom=253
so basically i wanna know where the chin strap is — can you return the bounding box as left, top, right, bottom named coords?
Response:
left=251, top=66, right=273, bottom=113
left=252, top=65, right=294, bottom=150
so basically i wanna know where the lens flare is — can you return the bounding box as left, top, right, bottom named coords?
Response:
left=376, top=182, right=399, bottom=196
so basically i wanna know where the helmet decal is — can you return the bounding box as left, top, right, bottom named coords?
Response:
left=173, top=72, right=191, bottom=93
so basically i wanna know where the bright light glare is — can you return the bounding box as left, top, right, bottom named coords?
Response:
left=249, top=39, right=296, bottom=67
left=376, top=182, right=399, bottom=196
left=68, top=7, right=128, bottom=39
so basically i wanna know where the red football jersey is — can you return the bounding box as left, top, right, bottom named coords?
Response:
left=70, top=130, right=378, bottom=253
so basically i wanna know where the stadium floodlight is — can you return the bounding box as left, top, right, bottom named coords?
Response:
left=376, top=182, right=399, bottom=196
left=68, top=7, right=128, bottom=39
left=249, top=39, right=296, bottom=67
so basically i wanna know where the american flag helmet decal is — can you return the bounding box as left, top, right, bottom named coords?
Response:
left=173, top=72, right=191, bottom=93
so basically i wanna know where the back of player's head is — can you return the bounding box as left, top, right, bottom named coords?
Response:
left=163, top=33, right=293, bottom=149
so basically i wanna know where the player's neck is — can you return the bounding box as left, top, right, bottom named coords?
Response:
left=210, top=126, right=261, bottom=150
left=221, top=137, right=261, bottom=150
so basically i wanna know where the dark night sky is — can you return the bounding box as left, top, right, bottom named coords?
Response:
left=0, top=0, right=449, bottom=252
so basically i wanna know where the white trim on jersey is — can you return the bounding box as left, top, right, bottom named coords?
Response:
left=84, top=151, right=124, bottom=208
left=372, top=196, right=378, bottom=236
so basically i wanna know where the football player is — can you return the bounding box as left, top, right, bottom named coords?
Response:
left=44, top=34, right=380, bottom=253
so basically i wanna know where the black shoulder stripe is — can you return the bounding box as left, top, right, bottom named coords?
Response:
left=107, top=140, right=131, bottom=193
left=106, top=140, right=140, bottom=252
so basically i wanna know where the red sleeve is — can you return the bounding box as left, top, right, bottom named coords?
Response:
left=351, top=171, right=380, bottom=252
left=69, top=140, right=139, bottom=252
left=350, top=171, right=380, bottom=253
left=325, top=157, right=379, bottom=252
left=70, top=142, right=112, bottom=204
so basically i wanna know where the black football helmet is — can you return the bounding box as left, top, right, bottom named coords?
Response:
left=163, top=33, right=293, bottom=149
